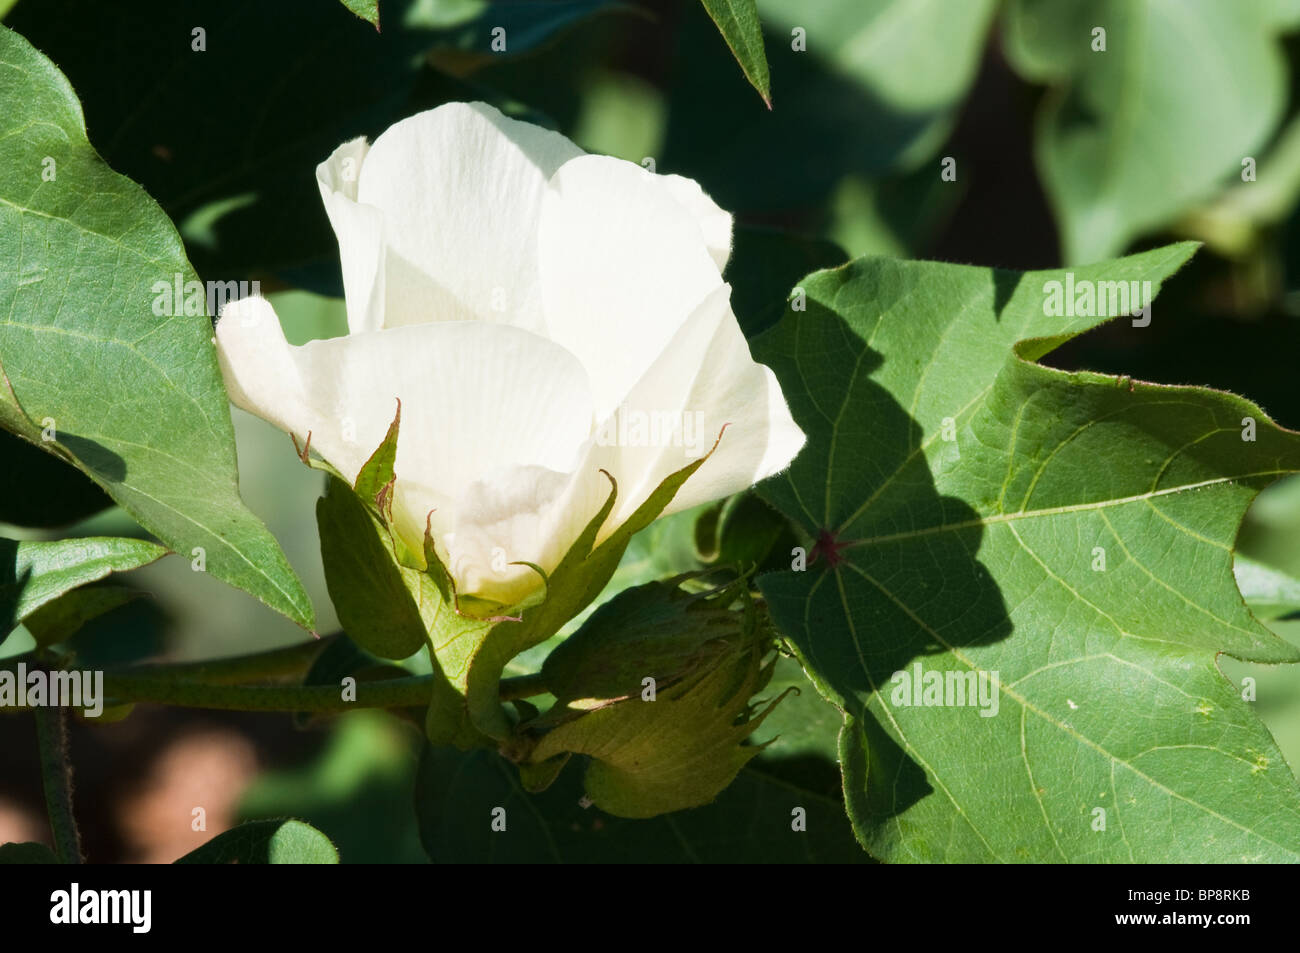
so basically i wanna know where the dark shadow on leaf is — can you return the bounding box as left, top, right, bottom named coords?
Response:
left=756, top=296, right=1013, bottom=823
left=992, top=266, right=1029, bottom=321
left=57, top=433, right=127, bottom=484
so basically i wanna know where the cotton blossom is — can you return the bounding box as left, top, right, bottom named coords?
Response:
left=215, top=102, right=804, bottom=606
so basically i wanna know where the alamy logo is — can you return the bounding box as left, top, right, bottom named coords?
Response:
left=594, top=409, right=708, bottom=457
left=1042, top=273, right=1152, bottom=327
left=0, top=663, right=104, bottom=717
left=50, top=883, right=151, bottom=933
left=890, top=662, right=1000, bottom=717
left=151, top=275, right=260, bottom=317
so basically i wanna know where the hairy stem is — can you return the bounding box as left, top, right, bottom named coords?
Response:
left=34, top=706, right=82, bottom=864
left=1, top=640, right=549, bottom=714
left=100, top=672, right=435, bottom=712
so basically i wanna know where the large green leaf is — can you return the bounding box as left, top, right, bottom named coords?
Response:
left=1, top=536, right=166, bottom=637
left=756, top=243, right=1300, bottom=862
left=0, top=25, right=313, bottom=628
left=1004, top=0, right=1300, bottom=263
left=700, top=0, right=770, bottom=106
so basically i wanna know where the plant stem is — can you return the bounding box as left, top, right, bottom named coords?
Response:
left=100, top=672, right=436, bottom=712
left=34, top=706, right=82, bottom=864
left=0, top=639, right=549, bottom=714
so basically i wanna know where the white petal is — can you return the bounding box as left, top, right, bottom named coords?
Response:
left=316, top=137, right=387, bottom=335
left=215, top=296, right=597, bottom=571
left=585, top=284, right=806, bottom=534
left=438, top=465, right=578, bottom=606
left=356, top=102, right=584, bottom=334
left=539, top=154, right=726, bottom=420
left=659, top=173, right=733, bottom=272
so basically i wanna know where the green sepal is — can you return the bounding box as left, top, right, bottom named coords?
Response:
left=464, top=431, right=729, bottom=740
left=317, top=474, right=425, bottom=660
left=353, top=398, right=401, bottom=518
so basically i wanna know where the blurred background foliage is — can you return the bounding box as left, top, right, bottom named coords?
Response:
left=3, top=0, right=1300, bottom=861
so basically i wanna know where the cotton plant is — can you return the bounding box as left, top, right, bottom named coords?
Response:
left=5, top=1, right=1300, bottom=867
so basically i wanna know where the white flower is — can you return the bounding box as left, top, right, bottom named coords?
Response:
left=215, top=102, right=804, bottom=606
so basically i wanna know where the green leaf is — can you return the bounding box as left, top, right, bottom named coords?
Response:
left=0, top=25, right=314, bottom=628
left=414, top=744, right=866, bottom=862
left=0, top=842, right=58, bottom=864
left=22, top=586, right=143, bottom=649
left=340, top=0, right=380, bottom=28
left=317, top=476, right=426, bottom=660
left=756, top=243, right=1300, bottom=862
left=1235, top=555, right=1300, bottom=621
left=1, top=536, right=166, bottom=636
left=175, top=819, right=339, bottom=864
left=700, top=0, right=770, bottom=106
left=1004, top=0, right=1300, bottom=263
